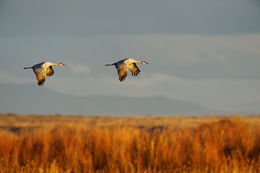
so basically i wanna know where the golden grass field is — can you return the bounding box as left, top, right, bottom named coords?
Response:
left=0, top=114, right=259, bottom=173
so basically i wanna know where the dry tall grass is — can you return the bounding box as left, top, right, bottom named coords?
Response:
left=0, top=114, right=259, bottom=172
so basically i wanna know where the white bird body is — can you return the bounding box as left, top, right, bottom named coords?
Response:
left=24, top=61, right=66, bottom=86
left=105, top=58, right=148, bottom=81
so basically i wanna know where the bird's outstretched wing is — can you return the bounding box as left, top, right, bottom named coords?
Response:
left=128, top=63, right=140, bottom=76
left=46, top=66, right=54, bottom=76
left=33, top=67, right=46, bottom=86
left=116, top=63, right=128, bottom=81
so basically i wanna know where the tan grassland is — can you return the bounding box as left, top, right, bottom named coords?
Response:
left=0, top=114, right=259, bottom=173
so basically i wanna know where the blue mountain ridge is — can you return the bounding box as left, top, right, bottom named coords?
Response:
left=0, top=83, right=216, bottom=115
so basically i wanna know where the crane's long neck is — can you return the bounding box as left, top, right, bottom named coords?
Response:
left=52, top=63, right=61, bottom=66
left=135, top=60, right=148, bottom=64
left=131, top=60, right=143, bottom=64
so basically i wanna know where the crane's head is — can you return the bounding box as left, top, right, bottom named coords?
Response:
left=140, top=61, right=149, bottom=64
left=58, top=62, right=66, bottom=66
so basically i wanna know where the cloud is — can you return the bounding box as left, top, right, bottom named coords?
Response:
left=0, top=70, right=33, bottom=85
left=1, top=33, right=260, bottom=80
left=68, top=63, right=90, bottom=75
left=0, top=33, right=260, bottom=113
left=123, top=34, right=260, bottom=64
left=1, top=0, right=260, bottom=35
left=1, top=67, right=259, bottom=113
left=45, top=71, right=260, bottom=113
left=116, top=33, right=260, bottom=80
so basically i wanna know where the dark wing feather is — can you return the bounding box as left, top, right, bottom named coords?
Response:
left=46, top=66, right=54, bottom=76
left=128, top=63, right=140, bottom=76
left=33, top=67, right=46, bottom=86
left=37, top=78, right=46, bottom=86
left=115, top=63, right=128, bottom=81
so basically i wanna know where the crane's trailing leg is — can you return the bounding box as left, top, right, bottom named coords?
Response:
left=24, top=67, right=32, bottom=69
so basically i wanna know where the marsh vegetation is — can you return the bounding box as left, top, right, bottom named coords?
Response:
left=0, top=114, right=259, bottom=172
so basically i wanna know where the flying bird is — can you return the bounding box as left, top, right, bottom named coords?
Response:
left=105, top=58, right=148, bottom=81
left=24, top=61, right=66, bottom=86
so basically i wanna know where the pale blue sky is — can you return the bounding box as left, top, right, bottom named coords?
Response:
left=0, top=0, right=260, bottom=114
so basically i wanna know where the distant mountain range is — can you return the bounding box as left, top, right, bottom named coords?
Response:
left=0, top=83, right=217, bottom=115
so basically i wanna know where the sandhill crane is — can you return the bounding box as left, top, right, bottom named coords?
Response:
left=24, top=61, right=66, bottom=86
left=105, top=58, right=148, bottom=81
